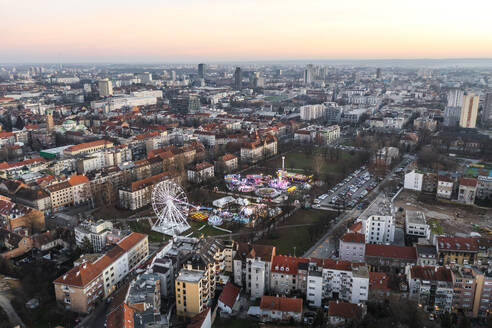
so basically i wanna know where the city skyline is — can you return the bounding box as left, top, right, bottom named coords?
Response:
left=1, top=0, right=492, bottom=63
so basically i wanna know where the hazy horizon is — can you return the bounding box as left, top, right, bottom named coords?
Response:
left=2, top=0, right=492, bottom=63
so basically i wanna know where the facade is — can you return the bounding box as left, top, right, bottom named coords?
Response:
left=215, top=153, right=238, bottom=174
left=47, top=181, right=74, bottom=211
left=459, top=93, right=479, bottom=128
left=365, top=244, right=417, bottom=273
left=437, top=237, right=478, bottom=265
left=452, top=267, right=477, bottom=316
left=404, top=170, right=423, bottom=191
left=407, top=265, right=453, bottom=314
left=437, top=175, right=454, bottom=199
left=232, top=242, right=276, bottom=300
left=54, top=232, right=149, bottom=313
left=240, top=135, right=277, bottom=164
left=416, top=244, right=438, bottom=266
left=187, top=162, right=214, bottom=184
left=458, top=178, right=478, bottom=205
left=328, top=300, right=361, bottom=326
left=405, top=211, right=430, bottom=245
left=477, top=175, right=492, bottom=200
left=98, top=79, right=113, bottom=97
left=360, top=215, right=395, bottom=244
left=339, top=232, right=365, bottom=262
left=119, top=171, right=176, bottom=210
left=270, top=255, right=309, bottom=296
left=64, top=139, right=114, bottom=157
left=74, top=220, right=127, bottom=252
left=300, top=104, right=325, bottom=121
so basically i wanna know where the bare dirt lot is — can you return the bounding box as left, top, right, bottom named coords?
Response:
left=394, top=190, right=492, bottom=236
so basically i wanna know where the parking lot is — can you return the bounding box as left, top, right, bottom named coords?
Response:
left=313, top=166, right=379, bottom=210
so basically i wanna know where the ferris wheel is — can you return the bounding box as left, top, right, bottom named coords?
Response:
left=151, top=180, right=191, bottom=236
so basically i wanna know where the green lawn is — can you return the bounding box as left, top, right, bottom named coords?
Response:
left=428, top=219, right=444, bottom=235
left=257, top=209, right=336, bottom=256
left=128, top=220, right=170, bottom=243
left=187, top=220, right=231, bottom=237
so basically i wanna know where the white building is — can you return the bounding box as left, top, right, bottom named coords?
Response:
left=300, top=104, right=325, bottom=121
left=74, top=220, right=128, bottom=252
left=307, top=259, right=369, bottom=308
left=260, top=296, right=302, bottom=323
left=405, top=210, right=430, bottom=242
left=98, top=79, right=113, bottom=97
left=360, top=215, right=395, bottom=244
left=339, top=233, right=366, bottom=262
left=404, top=170, right=423, bottom=191
left=437, top=176, right=454, bottom=199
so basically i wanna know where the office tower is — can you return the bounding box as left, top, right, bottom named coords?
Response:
left=459, top=93, right=479, bottom=129
left=46, top=109, right=54, bottom=131
left=171, top=71, right=176, bottom=82
left=353, top=72, right=360, bottom=84
left=303, top=69, right=312, bottom=85
left=234, top=67, right=242, bottom=90
left=376, top=68, right=381, bottom=79
left=198, top=63, right=206, bottom=79
left=98, top=78, right=113, bottom=98
left=276, top=69, right=282, bottom=77
left=484, top=93, right=492, bottom=124
left=447, top=89, right=464, bottom=107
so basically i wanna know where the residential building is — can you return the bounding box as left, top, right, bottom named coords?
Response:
left=64, top=140, right=114, bottom=157
left=270, top=255, right=309, bottom=296
left=471, top=267, right=492, bottom=318
left=328, top=300, right=362, bottom=327
left=240, top=135, right=277, bottom=164
left=119, top=171, right=176, bottom=210
left=407, top=265, right=453, bottom=314
left=187, top=162, right=214, bottom=184
left=215, top=153, right=238, bottom=174
left=405, top=211, right=430, bottom=245
left=259, top=295, right=302, bottom=323
left=477, top=175, right=492, bottom=200
left=339, top=232, right=365, bottom=262
left=300, top=104, right=325, bottom=121
left=416, top=244, right=438, bottom=266
left=437, top=236, right=478, bottom=265
left=437, top=175, right=454, bottom=199
left=98, top=79, right=113, bottom=97
left=483, top=93, right=492, bottom=125
left=234, top=67, right=242, bottom=90
left=404, top=170, right=423, bottom=191
left=365, top=244, right=417, bottom=273
left=0, top=198, right=45, bottom=233
left=232, top=242, right=276, bottom=300
left=452, top=267, right=476, bottom=316
left=74, top=220, right=128, bottom=252
left=217, top=282, right=241, bottom=314
left=459, top=93, right=479, bottom=128
left=54, top=232, right=149, bottom=313
left=360, top=215, right=395, bottom=244
left=458, top=177, right=478, bottom=205
left=47, top=181, right=74, bottom=211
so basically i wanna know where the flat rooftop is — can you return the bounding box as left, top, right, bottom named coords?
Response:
left=406, top=210, right=426, bottom=225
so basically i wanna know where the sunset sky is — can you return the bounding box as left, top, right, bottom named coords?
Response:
left=1, top=0, right=492, bottom=62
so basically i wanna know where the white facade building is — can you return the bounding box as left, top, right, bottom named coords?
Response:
left=360, top=215, right=395, bottom=244
left=404, top=170, right=424, bottom=191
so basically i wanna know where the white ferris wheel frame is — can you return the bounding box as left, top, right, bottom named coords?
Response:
left=151, top=180, right=191, bottom=236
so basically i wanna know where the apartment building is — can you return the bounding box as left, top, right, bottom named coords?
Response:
left=306, top=258, right=369, bottom=308
left=68, top=174, right=91, bottom=205
left=187, top=162, right=214, bottom=184
left=360, top=215, right=395, bottom=244
left=477, top=176, right=492, bottom=200
left=437, top=175, right=454, bottom=199
left=407, top=265, right=453, bottom=314
left=452, top=267, right=477, bottom=316
left=119, top=171, right=176, bottom=210
left=215, top=153, right=238, bottom=174
left=405, top=211, right=430, bottom=245
left=404, top=170, right=423, bottom=191
left=437, top=236, right=478, bottom=265
left=365, top=244, right=417, bottom=273
left=416, top=244, right=438, bottom=266
left=270, top=255, right=309, bottom=296
left=74, top=220, right=128, bottom=252
left=240, top=135, right=277, bottom=164
left=47, top=181, right=74, bottom=211
left=232, top=242, right=276, bottom=300
left=471, top=267, right=492, bottom=318
left=54, top=232, right=149, bottom=313
left=175, top=239, right=225, bottom=317
left=458, top=178, right=478, bottom=205
left=64, top=139, right=114, bottom=157
left=339, top=232, right=365, bottom=262
left=0, top=198, right=45, bottom=233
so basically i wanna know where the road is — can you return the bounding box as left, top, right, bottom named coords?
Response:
left=0, top=294, right=25, bottom=328
left=304, top=154, right=415, bottom=258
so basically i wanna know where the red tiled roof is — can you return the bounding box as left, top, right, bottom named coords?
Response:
left=438, top=175, right=453, bottom=183
left=220, top=153, right=237, bottom=162
left=106, top=303, right=134, bottom=328
left=53, top=262, right=101, bottom=287
left=0, top=132, right=14, bottom=138
left=68, top=175, right=89, bottom=186
left=369, top=272, right=390, bottom=291
left=271, top=255, right=309, bottom=275
left=365, top=244, right=417, bottom=260
left=6, top=157, right=45, bottom=169
left=191, top=162, right=213, bottom=171
left=328, top=301, right=359, bottom=319
left=348, top=222, right=363, bottom=233
left=117, top=232, right=147, bottom=252
left=218, top=282, right=241, bottom=308
left=65, top=139, right=112, bottom=152
left=410, top=265, right=453, bottom=282
left=460, top=178, right=477, bottom=187
left=260, top=296, right=302, bottom=313
left=187, top=308, right=211, bottom=328
left=437, top=236, right=478, bottom=252
left=340, top=232, right=365, bottom=244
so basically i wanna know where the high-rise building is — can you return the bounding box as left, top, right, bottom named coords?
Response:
left=459, top=93, right=479, bottom=129
left=353, top=71, right=361, bottom=84
left=443, top=106, right=461, bottom=127
left=303, top=68, right=312, bottom=85
left=198, top=63, right=206, bottom=79
left=447, top=89, right=464, bottom=107
left=234, top=67, right=242, bottom=90
left=376, top=68, right=382, bottom=79
left=171, top=70, right=176, bottom=82
left=483, top=93, right=492, bottom=125
left=98, top=79, right=113, bottom=98
left=46, top=109, right=54, bottom=131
